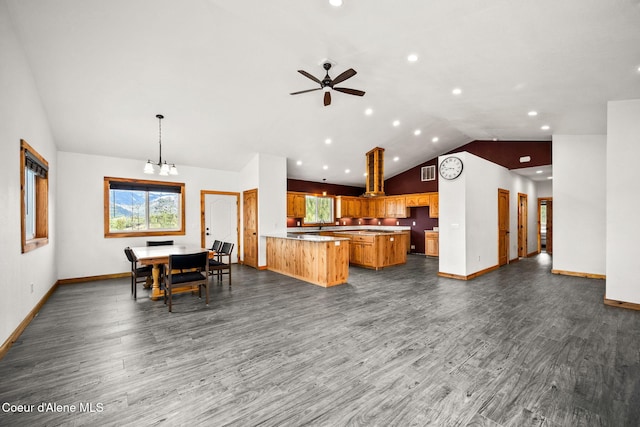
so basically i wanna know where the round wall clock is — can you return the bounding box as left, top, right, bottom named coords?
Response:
left=439, top=156, right=463, bottom=180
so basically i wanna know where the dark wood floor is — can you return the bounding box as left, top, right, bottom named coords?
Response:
left=1, top=253, right=639, bottom=426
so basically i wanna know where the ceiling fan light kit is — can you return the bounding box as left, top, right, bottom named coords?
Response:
left=290, top=62, right=365, bottom=106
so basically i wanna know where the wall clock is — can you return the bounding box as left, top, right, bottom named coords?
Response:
left=439, top=156, right=463, bottom=180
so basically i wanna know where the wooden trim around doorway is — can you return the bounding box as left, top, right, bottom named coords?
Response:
left=200, top=190, right=241, bottom=258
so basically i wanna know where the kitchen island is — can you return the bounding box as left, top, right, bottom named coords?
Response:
left=326, top=230, right=407, bottom=270
left=266, top=233, right=350, bottom=287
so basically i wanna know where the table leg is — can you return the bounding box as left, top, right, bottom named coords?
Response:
left=150, top=264, right=163, bottom=300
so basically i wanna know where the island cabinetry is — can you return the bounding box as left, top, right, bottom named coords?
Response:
left=266, top=235, right=349, bottom=287
left=335, top=231, right=407, bottom=270
left=349, top=235, right=375, bottom=266
left=429, top=194, right=439, bottom=218
left=287, top=192, right=306, bottom=218
left=425, top=231, right=439, bottom=256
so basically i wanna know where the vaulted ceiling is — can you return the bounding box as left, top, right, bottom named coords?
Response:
left=6, top=0, right=640, bottom=186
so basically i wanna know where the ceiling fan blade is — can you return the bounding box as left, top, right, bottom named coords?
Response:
left=333, top=87, right=366, bottom=96
left=324, top=91, right=331, bottom=106
left=298, top=70, right=322, bottom=85
left=331, top=68, right=357, bottom=85
left=290, top=88, right=323, bottom=95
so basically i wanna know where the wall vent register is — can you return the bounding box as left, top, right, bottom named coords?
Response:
left=421, top=165, right=436, bottom=181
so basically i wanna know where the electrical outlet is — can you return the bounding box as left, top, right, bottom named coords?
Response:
left=297, top=221, right=300, bottom=226
left=30, top=283, right=34, bottom=293
left=412, top=221, right=416, bottom=226
left=396, top=220, right=399, bottom=225
left=411, top=245, right=416, bottom=250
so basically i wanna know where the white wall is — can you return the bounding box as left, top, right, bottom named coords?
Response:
left=0, top=1, right=58, bottom=346
left=56, top=151, right=241, bottom=279
left=257, top=153, right=287, bottom=267
left=439, top=152, right=538, bottom=277
left=552, top=135, right=606, bottom=276
left=536, top=180, right=553, bottom=198
left=606, top=99, right=640, bottom=304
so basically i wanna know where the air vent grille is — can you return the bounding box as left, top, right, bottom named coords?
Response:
left=421, top=165, right=435, bottom=181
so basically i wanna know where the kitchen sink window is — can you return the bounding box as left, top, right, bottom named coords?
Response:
left=304, top=195, right=334, bottom=225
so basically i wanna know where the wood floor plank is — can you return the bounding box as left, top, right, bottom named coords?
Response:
left=0, top=253, right=638, bottom=426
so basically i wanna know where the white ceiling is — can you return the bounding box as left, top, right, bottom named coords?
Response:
left=6, top=0, right=640, bottom=186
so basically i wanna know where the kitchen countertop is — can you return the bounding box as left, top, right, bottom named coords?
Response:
left=287, top=225, right=410, bottom=233
left=332, top=230, right=407, bottom=236
left=266, top=233, right=350, bottom=242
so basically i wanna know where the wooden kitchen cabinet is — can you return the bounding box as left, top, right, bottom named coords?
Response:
left=287, top=192, right=306, bottom=218
left=429, top=193, right=439, bottom=218
left=336, top=196, right=363, bottom=218
left=385, top=196, right=408, bottom=218
left=425, top=231, right=439, bottom=256
left=337, top=231, right=407, bottom=270
left=405, top=193, right=431, bottom=207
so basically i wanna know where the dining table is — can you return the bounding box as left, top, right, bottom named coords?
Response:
left=130, top=245, right=214, bottom=300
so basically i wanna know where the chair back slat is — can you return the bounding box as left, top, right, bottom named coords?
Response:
left=169, top=252, right=208, bottom=271
left=124, top=247, right=136, bottom=263
left=211, top=240, right=223, bottom=252
left=147, top=240, right=174, bottom=246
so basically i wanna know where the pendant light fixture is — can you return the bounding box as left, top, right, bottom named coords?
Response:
left=144, top=114, right=178, bottom=176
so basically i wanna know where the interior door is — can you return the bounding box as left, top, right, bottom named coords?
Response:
left=498, top=188, right=510, bottom=266
left=546, top=200, right=553, bottom=255
left=204, top=192, right=239, bottom=263
left=243, top=189, right=258, bottom=269
left=518, top=193, right=527, bottom=258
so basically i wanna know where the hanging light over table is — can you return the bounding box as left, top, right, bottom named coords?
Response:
left=144, top=114, right=178, bottom=176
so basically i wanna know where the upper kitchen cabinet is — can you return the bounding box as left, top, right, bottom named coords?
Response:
left=336, top=196, right=362, bottom=218
left=287, top=192, right=306, bottom=218
left=385, top=196, right=408, bottom=218
left=405, top=193, right=431, bottom=207
left=429, top=193, right=439, bottom=218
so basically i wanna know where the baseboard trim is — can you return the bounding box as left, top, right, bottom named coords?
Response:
left=57, top=272, right=129, bottom=285
left=509, top=257, right=520, bottom=263
left=0, top=281, right=58, bottom=361
left=527, top=251, right=539, bottom=257
left=551, top=269, right=606, bottom=280
left=438, top=265, right=499, bottom=281
left=604, top=298, right=640, bottom=311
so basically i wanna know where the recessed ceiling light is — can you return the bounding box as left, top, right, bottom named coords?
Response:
left=363, top=172, right=367, bottom=176
left=407, top=54, right=418, bottom=62
left=432, top=137, right=439, bottom=143
left=323, top=165, right=328, bottom=170
left=452, top=88, right=462, bottom=95
left=547, top=176, right=553, bottom=180
left=414, top=129, right=421, bottom=136
left=637, top=65, right=640, bottom=72
left=536, top=170, right=543, bottom=174
left=364, top=108, right=373, bottom=115
left=528, top=111, right=538, bottom=116
left=325, top=138, right=332, bottom=144
left=329, top=0, right=342, bottom=6
left=392, top=120, right=400, bottom=127
left=345, top=169, right=350, bottom=174
left=541, top=125, right=550, bottom=130
left=393, top=156, right=399, bottom=162
left=493, top=137, right=498, bottom=141
left=296, top=160, right=302, bottom=166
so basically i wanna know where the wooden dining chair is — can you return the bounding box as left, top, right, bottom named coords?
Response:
left=209, top=242, right=233, bottom=286
left=124, top=247, right=153, bottom=299
left=165, top=251, right=209, bottom=312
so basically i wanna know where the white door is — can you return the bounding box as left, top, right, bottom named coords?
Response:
left=205, top=193, right=238, bottom=263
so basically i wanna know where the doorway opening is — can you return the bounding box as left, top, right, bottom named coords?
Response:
left=538, top=197, right=553, bottom=254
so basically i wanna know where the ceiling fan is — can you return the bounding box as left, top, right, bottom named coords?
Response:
left=290, top=62, right=365, bottom=106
